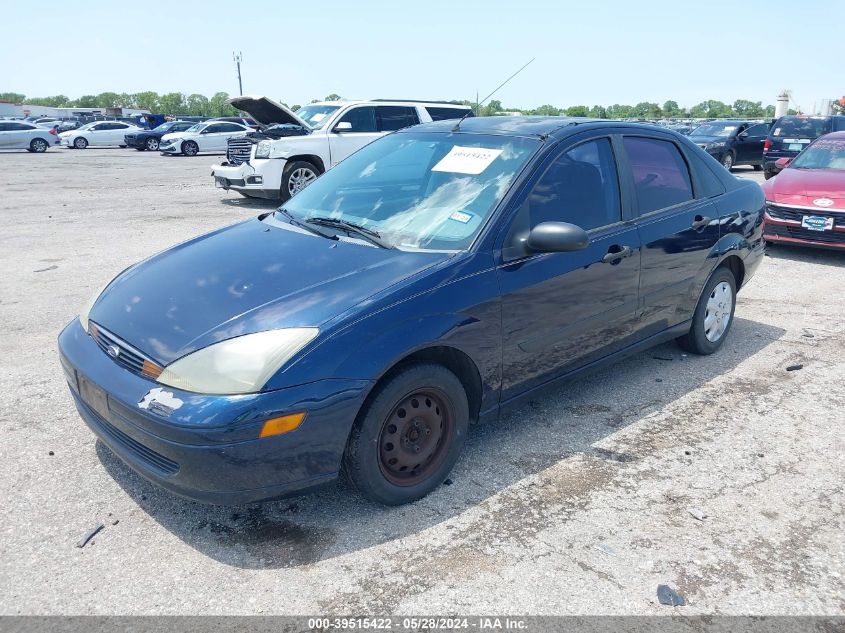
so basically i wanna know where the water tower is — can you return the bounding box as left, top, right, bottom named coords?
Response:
left=775, top=90, right=790, bottom=118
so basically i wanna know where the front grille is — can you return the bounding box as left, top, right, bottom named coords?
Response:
left=227, top=137, right=254, bottom=165
left=767, top=204, right=845, bottom=227
left=81, top=396, right=179, bottom=476
left=766, top=223, right=845, bottom=244
left=89, top=322, right=163, bottom=379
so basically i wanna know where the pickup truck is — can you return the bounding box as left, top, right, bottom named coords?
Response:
left=211, top=96, right=472, bottom=200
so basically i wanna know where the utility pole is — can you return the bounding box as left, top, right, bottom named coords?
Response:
left=233, top=51, right=243, bottom=96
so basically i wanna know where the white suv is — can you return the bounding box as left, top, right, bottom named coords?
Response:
left=211, top=96, right=472, bottom=200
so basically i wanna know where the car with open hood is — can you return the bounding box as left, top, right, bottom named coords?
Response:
left=158, top=120, right=249, bottom=156
left=211, top=96, right=474, bottom=200
left=762, top=131, right=845, bottom=249
left=59, top=117, right=764, bottom=506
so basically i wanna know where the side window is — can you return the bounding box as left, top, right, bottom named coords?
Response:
left=685, top=150, right=725, bottom=198
left=376, top=106, right=419, bottom=132
left=0, top=123, right=10, bottom=131
left=426, top=107, right=473, bottom=121
left=746, top=124, right=768, bottom=137
left=114, top=123, right=129, bottom=129
left=204, top=124, right=224, bottom=133
left=217, top=123, right=244, bottom=133
left=623, top=137, right=693, bottom=214
left=528, top=138, right=621, bottom=231
left=88, top=124, right=103, bottom=131
left=337, top=106, right=377, bottom=133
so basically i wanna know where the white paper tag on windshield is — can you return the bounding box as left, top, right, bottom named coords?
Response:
left=432, top=146, right=503, bottom=175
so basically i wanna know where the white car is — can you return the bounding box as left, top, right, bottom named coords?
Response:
left=59, top=121, right=141, bottom=149
left=159, top=121, right=249, bottom=156
left=211, top=97, right=473, bottom=200
left=0, top=120, right=59, bottom=152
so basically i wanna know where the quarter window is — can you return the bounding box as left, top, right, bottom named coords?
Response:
left=376, top=106, right=419, bottom=132
left=426, top=107, right=473, bottom=121
left=337, top=107, right=378, bottom=133
left=623, top=137, right=693, bottom=214
left=527, top=138, right=621, bottom=231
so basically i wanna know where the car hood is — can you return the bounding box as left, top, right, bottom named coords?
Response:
left=88, top=218, right=449, bottom=364
left=160, top=132, right=188, bottom=141
left=227, top=95, right=308, bottom=129
left=764, top=168, right=845, bottom=210
left=688, top=135, right=725, bottom=144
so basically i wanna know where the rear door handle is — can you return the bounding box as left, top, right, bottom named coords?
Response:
left=691, top=215, right=712, bottom=230
left=602, top=245, right=633, bottom=264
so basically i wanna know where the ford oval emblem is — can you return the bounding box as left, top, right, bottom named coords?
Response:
left=813, top=198, right=834, bottom=208
left=106, top=344, right=120, bottom=358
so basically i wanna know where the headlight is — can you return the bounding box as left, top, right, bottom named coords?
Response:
left=254, top=141, right=271, bottom=159
left=78, top=279, right=114, bottom=333
left=157, top=328, right=319, bottom=395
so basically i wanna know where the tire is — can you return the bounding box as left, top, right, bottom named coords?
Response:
left=29, top=138, right=48, bottom=153
left=279, top=160, right=320, bottom=202
left=181, top=140, right=199, bottom=156
left=343, top=363, right=469, bottom=505
left=764, top=169, right=775, bottom=180
left=119, top=144, right=127, bottom=148
left=73, top=137, right=88, bottom=149
left=676, top=267, right=737, bottom=355
left=753, top=164, right=762, bottom=171
left=145, top=137, right=159, bottom=151
left=720, top=152, right=734, bottom=171
left=135, top=147, right=145, bottom=151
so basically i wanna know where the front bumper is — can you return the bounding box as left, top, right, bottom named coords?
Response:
left=763, top=213, right=845, bottom=250
left=211, top=159, right=286, bottom=199
left=124, top=136, right=146, bottom=149
left=58, top=319, right=372, bottom=504
left=159, top=143, right=180, bottom=155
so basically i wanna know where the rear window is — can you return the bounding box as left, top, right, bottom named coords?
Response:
left=376, top=106, right=419, bottom=132
left=771, top=117, right=831, bottom=138
left=426, top=107, right=473, bottom=121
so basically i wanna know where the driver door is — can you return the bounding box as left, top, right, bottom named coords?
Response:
left=496, top=135, right=641, bottom=400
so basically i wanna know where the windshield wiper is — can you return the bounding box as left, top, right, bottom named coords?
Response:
left=307, top=216, right=394, bottom=249
left=276, top=208, right=338, bottom=241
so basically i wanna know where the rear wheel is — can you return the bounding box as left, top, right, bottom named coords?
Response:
left=280, top=160, right=320, bottom=201
left=677, top=267, right=737, bottom=355
left=73, top=137, right=88, bottom=149
left=764, top=169, right=775, bottom=180
left=145, top=137, right=159, bottom=151
left=343, top=363, right=469, bottom=505
left=29, top=138, right=48, bottom=153
left=181, top=140, right=198, bottom=156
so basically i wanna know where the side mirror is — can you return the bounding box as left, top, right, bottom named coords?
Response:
left=738, top=131, right=749, bottom=139
left=527, top=222, right=590, bottom=253
left=775, top=157, right=792, bottom=168
left=333, top=121, right=353, bottom=133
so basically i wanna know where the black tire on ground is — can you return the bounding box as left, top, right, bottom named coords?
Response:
left=29, top=138, right=48, bottom=153
left=181, top=140, right=199, bottom=156
left=73, top=137, right=88, bottom=149
left=720, top=152, right=735, bottom=170
left=119, top=144, right=127, bottom=148
left=753, top=164, right=762, bottom=171
left=677, top=267, right=737, bottom=355
left=764, top=169, right=775, bottom=180
left=279, top=160, right=321, bottom=202
left=145, top=137, right=159, bottom=151
left=135, top=147, right=145, bottom=151
left=343, top=363, right=469, bottom=505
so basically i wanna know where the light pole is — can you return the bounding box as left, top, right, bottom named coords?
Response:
left=233, top=51, right=243, bottom=96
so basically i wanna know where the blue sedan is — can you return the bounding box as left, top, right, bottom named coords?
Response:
left=58, top=117, right=765, bottom=506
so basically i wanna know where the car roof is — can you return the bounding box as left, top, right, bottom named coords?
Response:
left=309, top=100, right=471, bottom=108
left=406, top=116, right=682, bottom=139
left=819, top=131, right=845, bottom=140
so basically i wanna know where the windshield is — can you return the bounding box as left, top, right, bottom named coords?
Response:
left=279, top=132, right=540, bottom=251
left=772, top=117, right=831, bottom=138
left=185, top=123, right=205, bottom=133
left=790, top=138, right=845, bottom=170
left=292, top=104, right=340, bottom=129
left=691, top=122, right=739, bottom=137
left=152, top=122, right=177, bottom=133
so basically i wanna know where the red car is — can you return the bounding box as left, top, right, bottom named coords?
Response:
left=762, top=132, right=845, bottom=250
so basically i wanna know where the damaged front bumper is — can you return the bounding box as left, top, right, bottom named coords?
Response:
left=58, top=319, right=370, bottom=504
left=211, top=158, right=286, bottom=199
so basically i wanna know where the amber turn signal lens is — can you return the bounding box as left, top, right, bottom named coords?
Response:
left=141, top=360, right=164, bottom=379
left=259, top=412, right=306, bottom=438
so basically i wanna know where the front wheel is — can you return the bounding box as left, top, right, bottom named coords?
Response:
left=764, top=169, right=775, bottom=180
left=145, top=137, right=159, bottom=151
left=720, top=152, right=734, bottom=170
left=343, top=363, right=469, bottom=505
left=280, top=160, right=320, bottom=201
left=181, top=140, right=199, bottom=156
left=73, top=137, right=88, bottom=149
left=677, top=267, right=737, bottom=355
left=29, top=138, right=48, bottom=153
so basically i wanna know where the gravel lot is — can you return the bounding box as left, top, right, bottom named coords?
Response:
left=0, top=147, right=843, bottom=616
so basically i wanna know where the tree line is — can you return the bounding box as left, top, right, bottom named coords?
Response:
left=0, top=91, right=812, bottom=119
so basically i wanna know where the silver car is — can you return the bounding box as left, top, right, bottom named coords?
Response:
left=0, top=121, right=58, bottom=152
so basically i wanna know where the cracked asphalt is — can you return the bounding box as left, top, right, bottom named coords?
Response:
left=0, top=148, right=842, bottom=615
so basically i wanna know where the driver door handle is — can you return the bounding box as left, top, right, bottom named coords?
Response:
left=602, top=245, right=633, bottom=264
left=691, top=215, right=712, bottom=230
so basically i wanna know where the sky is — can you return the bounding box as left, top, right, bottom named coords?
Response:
left=2, top=0, right=842, bottom=111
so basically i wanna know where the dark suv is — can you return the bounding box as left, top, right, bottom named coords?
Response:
left=763, top=115, right=845, bottom=179
left=688, top=120, right=771, bottom=171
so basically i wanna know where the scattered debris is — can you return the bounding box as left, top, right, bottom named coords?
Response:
left=688, top=507, right=707, bottom=521
left=111, top=519, right=119, bottom=526
left=786, top=364, right=803, bottom=372
left=802, top=333, right=814, bottom=338
left=443, top=478, right=453, bottom=486
left=655, top=378, right=663, bottom=383
left=657, top=584, right=686, bottom=606
left=684, top=450, right=692, bottom=456
left=48, top=451, right=54, bottom=456
left=594, top=543, right=615, bottom=556
left=76, top=524, right=104, bottom=548
left=757, top=453, right=765, bottom=458
left=34, top=265, right=58, bottom=273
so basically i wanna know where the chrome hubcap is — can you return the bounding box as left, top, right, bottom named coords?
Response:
left=288, top=168, right=317, bottom=195
left=722, top=155, right=733, bottom=169
left=704, top=281, right=733, bottom=342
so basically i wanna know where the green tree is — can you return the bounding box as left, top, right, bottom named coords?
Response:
left=633, top=102, right=662, bottom=119
left=564, top=105, right=590, bottom=117
left=733, top=99, right=764, bottom=117
left=662, top=100, right=681, bottom=117
left=324, top=93, right=342, bottom=101
left=606, top=104, right=634, bottom=119
left=74, top=95, right=98, bottom=108
left=26, top=95, right=71, bottom=107
left=291, top=104, right=301, bottom=111
left=589, top=105, right=607, bottom=118
left=158, top=92, right=186, bottom=115
left=0, top=92, right=26, bottom=103
left=134, top=91, right=160, bottom=111
left=531, top=104, right=562, bottom=116
left=95, top=92, right=121, bottom=108
left=764, top=104, right=775, bottom=117
left=186, top=93, right=210, bottom=116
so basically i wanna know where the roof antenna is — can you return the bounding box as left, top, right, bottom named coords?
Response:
left=453, top=57, right=535, bottom=132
